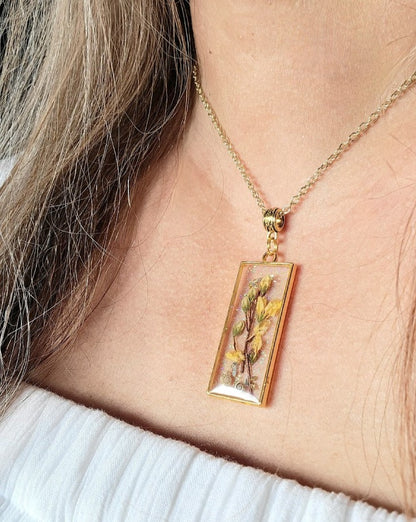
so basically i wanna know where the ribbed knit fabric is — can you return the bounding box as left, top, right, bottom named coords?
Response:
left=0, top=383, right=410, bottom=522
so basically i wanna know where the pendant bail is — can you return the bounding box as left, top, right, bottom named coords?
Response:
left=262, top=208, right=285, bottom=262
left=263, top=207, right=285, bottom=233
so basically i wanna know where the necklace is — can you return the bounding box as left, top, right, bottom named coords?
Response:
left=193, top=64, right=416, bottom=407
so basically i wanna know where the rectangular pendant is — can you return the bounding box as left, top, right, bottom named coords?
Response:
left=207, top=261, right=297, bottom=406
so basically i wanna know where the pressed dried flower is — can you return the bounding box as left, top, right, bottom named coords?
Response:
left=232, top=320, right=246, bottom=337
left=252, top=334, right=263, bottom=355
left=264, top=299, right=282, bottom=317
left=255, top=296, right=267, bottom=322
left=225, top=350, right=245, bottom=363
left=259, top=275, right=273, bottom=296
left=247, top=285, right=259, bottom=301
left=253, top=319, right=271, bottom=336
left=241, top=295, right=251, bottom=312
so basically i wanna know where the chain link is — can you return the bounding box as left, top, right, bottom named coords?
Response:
left=193, top=65, right=416, bottom=217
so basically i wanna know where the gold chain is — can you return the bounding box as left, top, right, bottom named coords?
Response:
left=192, top=64, right=416, bottom=217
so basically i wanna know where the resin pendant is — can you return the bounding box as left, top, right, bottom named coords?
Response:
left=207, top=261, right=297, bottom=406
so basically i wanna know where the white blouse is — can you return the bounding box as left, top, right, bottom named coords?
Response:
left=0, top=383, right=410, bottom=521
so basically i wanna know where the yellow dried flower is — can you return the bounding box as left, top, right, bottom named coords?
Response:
left=264, top=299, right=282, bottom=317
left=259, top=275, right=273, bottom=296
left=253, top=319, right=271, bottom=336
left=232, top=320, right=245, bottom=337
left=251, top=334, right=263, bottom=355
left=225, top=350, right=245, bottom=363
left=255, top=296, right=267, bottom=322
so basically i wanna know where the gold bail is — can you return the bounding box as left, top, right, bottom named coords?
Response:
left=262, top=208, right=285, bottom=262
left=263, top=207, right=285, bottom=233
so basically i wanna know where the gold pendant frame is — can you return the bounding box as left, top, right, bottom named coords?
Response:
left=207, top=261, right=297, bottom=406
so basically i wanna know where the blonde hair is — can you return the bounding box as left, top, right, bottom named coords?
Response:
left=0, top=1, right=415, bottom=518
left=0, top=0, right=194, bottom=394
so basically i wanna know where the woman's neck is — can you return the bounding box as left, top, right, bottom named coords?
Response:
left=187, top=1, right=416, bottom=206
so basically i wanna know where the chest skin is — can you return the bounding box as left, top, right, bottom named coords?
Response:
left=31, top=116, right=416, bottom=516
